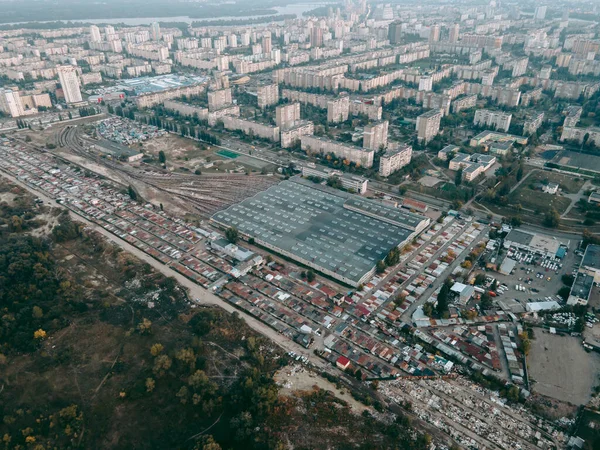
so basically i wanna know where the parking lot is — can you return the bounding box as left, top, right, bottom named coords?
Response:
left=475, top=240, right=582, bottom=311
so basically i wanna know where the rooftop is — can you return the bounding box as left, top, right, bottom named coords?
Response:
left=211, top=178, right=423, bottom=285
left=582, top=244, right=600, bottom=270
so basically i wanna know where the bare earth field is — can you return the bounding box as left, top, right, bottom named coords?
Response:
left=528, top=331, right=600, bottom=405
left=275, top=365, right=369, bottom=413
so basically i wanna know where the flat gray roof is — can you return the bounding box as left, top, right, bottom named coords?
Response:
left=211, top=178, right=417, bottom=284
left=583, top=244, right=600, bottom=270
left=505, top=229, right=534, bottom=246
left=571, top=272, right=594, bottom=301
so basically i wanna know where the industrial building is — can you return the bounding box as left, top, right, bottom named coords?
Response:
left=211, top=178, right=429, bottom=287
left=503, top=229, right=564, bottom=258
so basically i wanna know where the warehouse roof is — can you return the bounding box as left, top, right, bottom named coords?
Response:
left=211, top=178, right=421, bottom=285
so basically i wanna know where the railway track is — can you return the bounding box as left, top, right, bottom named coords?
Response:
left=56, top=124, right=277, bottom=216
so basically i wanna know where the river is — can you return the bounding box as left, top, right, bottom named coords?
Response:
left=4, top=3, right=333, bottom=27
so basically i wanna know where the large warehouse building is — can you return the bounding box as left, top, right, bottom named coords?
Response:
left=211, top=177, right=430, bottom=287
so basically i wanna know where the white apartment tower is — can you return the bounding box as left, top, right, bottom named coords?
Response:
left=363, top=121, right=389, bottom=150
left=449, top=24, right=460, bottom=43
left=276, top=103, right=301, bottom=129
left=429, top=25, right=441, bottom=43
left=208, top=88, right=233, bottom=110
left=262, top=35, right=272, bottom=54
left=151, top=22, right=161, bottom=41
left=90, top=25, right=102, bottom=43
left=416, top=110, right=442, bottom=143
left=57, top=66, right=83, bottom=104
left=0, top=89, right=25, bottom=118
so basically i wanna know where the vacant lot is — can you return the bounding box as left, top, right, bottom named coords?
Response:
left=509, top=187, right=571, bottom=214
left=528, top=332, right=600, bottom=405
left=526, top=171, right=586, bottom=194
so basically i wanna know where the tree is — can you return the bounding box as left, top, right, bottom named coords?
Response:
left=137, top=318, right=152, bottom=334
left=306, top=269, right=316, bottom=282
left=128, top=185, right=138, bottom=201
left=158, top=150, right=166, bottom=164
left=474, top=273, right=486, bottom=285
left=225, top=226, right=239, bottom=244
left=33, top=329, right=47, bottom=339
left=32, top=306, right=43, bottom=318
left=145, top=378, right=156, bottom=393
left=509, top=216, right=522, bottom=227
left=376, top=260, right=386, bottom=274
left=557, top=286, right=571, bottom=301
left=436, top=282, right=450, bottom=316
left=153, top=354, right=172, bottom=377
left=480, top=292, right=493, bottom=310
left=150, top=343, right=164, bottom=356
left=385, top=247, right=401, bottom=266
left=516, top=164, right=524, bottom=182
left=561, top=274, right=574, bottom=287
left=543, top=208, right=560, bottom=228
left=455, top=167, right=463, bottom=186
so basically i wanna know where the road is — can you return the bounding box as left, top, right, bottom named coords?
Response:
left=0, top=169, right=330, bottom=373
left=401, top=223, right=489, bottom=321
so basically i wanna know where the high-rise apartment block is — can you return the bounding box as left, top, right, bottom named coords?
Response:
left=363, top=121, right=389, bottom=151
left=388, top=22, right=402, bottom=44
left=257, top=83, right=279, bottom=109
left=208, top=88, right=233, bottom=110
left=0, top=89, right=24, bottom=117
left=379, top=144, right=412, bottom=177
left=534, top=6, right=547, bottom=20
left=310, top=27, right=323, bottom=48
left=90, top=25, right=102, bottom=43
left=416, top=110, right=442, bottom=143
left=474, top=110, right=512, bottom=132
left=262, top=35, right=272, bottom=54
left=151, top=22, right=161, bottom=41
left=57, top=65, right=83, bottom=104
left=449, top=24, right=460, bottom=43
left=327, top=96, right=350, bottom=123
left=429, top=25, right=440, bottom=43
left=276, top=103, right=301, bottom=129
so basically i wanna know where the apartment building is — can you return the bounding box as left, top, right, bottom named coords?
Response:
left=300, top=135, right=374, bottom=168
left=416, top=109, right=442, bottom=143
left=57, top=65, right=83, bottom=104
left=452, top=94, right=477, bottom=113
left=563, top=106, right=582, bottom=127
left=280, top=121, right=314, bottom=148
left=208, top=88, right=232, bottom=110
left=522, top=112, right=544, bottom=136
left=127, top=43, right=169, bottom=62
left=561, top=126, right=600, bottom=146
left=134, top=83, right=205, bottom=108
left=363, top=120, right=388, bottom=151
left=474, top=109, right=512, bottom=132
left=276, top=102, right=301, bottom=129
left=327, top=96, right=350, bottom=123
left=0, top=89, right=25, bottom=117
left=379, top=143, right=412, bottom=177
left=257, top=83, right=279, bottom=109
left=221, top=116, right=280, bottom=142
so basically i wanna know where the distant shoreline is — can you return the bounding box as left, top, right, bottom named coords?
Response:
left=0, top=3, right=332, bottom=27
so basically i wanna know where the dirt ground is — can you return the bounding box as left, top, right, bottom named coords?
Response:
left=142, top=135, right=273, bottom=174
left=275, top=365, right=369, bottom=413
left=528, top=331, right=600, bottom=405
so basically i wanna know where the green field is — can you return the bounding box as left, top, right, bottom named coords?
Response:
left=509, top=188, right=571, bottom=214
left=527, top=171, right=585, bottom=194
left=216, top=149, right=239, bottom=159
